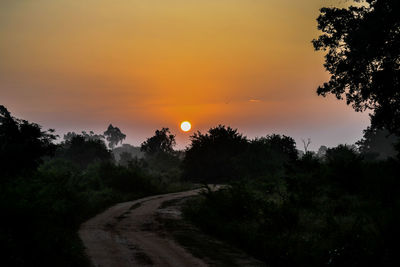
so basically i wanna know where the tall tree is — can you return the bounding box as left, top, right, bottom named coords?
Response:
left=313, top=0, right=400, bottom=133
left=103, top=124, right=126, bottom=149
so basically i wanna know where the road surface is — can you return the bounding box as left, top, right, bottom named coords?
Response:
left=79, top=189, right=208, bottom=267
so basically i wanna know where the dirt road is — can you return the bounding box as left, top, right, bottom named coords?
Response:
left=79, top=189, right=208, bottom=267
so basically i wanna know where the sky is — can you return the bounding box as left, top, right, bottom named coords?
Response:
left=0, top=0, right=370, bottom=150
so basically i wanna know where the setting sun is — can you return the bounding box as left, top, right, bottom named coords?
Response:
left=180, top=121, right=192, bottom=132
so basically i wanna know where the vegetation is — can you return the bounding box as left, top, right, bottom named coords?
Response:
left=0, top=106, right=187, bottom=267
left=4, top=99, right=398, bottom=266
left=183, top=135, right=400, bottom=266
left=180, top=1, right=400, bottom=266
left=1, top=1, right=399, bottom=266
left=141, top=127, right=176, bottom=155
left=104, top=124, right=126, bottom=149
left=356, top=127, right=399, bottom=160
left=313, top=0, right=400, bottom=133
left=183, top=125, right=248, bottom=183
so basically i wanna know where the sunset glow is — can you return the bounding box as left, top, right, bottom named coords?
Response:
left=0, top=0, right=369, bottom=149
left=180, top=121, right=191, bottom=132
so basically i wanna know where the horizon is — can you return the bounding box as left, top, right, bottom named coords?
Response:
left=0, top=0, right=370, bottom=150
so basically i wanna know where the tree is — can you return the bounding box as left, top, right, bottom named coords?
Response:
left=183, top=125, right=248, bottom=183
left=0, top=105, right=57, bottom=180
left=262, top=134, right=298, bottom=161
left=64, top=131, right=104, bottom=142
left=103, top=124, right=126, bottom=149
left=57, top=134, right=112, bottom=169
left=317, top=145, right=328, bottom=158
left=140, top=127, right=176, bottom=156
left=302, top=138, right=311, bottom=154
left=119, top=151, right=134, bottom=166
left=243, top=134, right=298, bottom=177
left=325, top=144, right=363, bottom=192
left=313, top=0, right=400, bottom=133
left=356, top=126, right=399, bottom=159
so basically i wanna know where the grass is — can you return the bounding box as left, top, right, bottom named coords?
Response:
left=157, top=196, right=265, bottom=267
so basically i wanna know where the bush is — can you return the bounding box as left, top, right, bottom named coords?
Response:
left=184, top=148, right=400, bottom=267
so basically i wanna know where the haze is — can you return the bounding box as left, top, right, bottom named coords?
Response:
left=0, top=0, right=369, bottom=149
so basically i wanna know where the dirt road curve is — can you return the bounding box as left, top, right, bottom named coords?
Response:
left=79, top=189, right=208, bottom=267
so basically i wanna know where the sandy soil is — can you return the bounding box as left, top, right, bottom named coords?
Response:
left=79, top=189, right=209, bottom=267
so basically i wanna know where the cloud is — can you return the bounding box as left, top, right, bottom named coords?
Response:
left=248, top=99, right=262, bottom=103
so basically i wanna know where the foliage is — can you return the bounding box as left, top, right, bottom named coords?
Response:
left=0, top=106, right=187, bottom=267
left=113, top=143, right=144, bottom=164
left=56, top=134, right=113, bottom=169
left=64, top=131, right=104, bottom=142
left=184, top=154, right=400, bottom=267
left=183, top=125, right=248, bottom=183
left=243, top=134, right=298, bottom=176
left=0, top=105, right=57, bottom=181
left=3, top=100, right=400, bottom=267
left=140, top=127, right=176, bottom=155
left=356, top=126, right=399, bottom=160
left=103, top=124, right=126, bottom=149
left=183, top=127, right=297, bottom=183
left=118, top=151, right=134, bottom=166
left=313, top=0, right=400, bottom=133
left=0, top=158, right=163, bottom=267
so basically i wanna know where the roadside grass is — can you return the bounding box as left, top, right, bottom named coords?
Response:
left=157, top=196, right=265, bottom=267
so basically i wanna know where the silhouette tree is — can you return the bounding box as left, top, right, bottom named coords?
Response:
left=103, top=124, right=126, bottom=149
left=0, top=105, right=57, bottom=180
left=263, top=134, right=298, bottom=161
left=243, top=134, right=298, bottom=177
left=302, top=138, right=311, bottom=154
left=183, top=125, right=248, bottom=183
left=57, top=134, right=112, bottom=169
left=325, top=144, right=362, bottom=192
left=317, top=145, right=328, bottom=158
left=313, top=0, right=400, bottom=133
left=140, top=127, right=176, bottom=155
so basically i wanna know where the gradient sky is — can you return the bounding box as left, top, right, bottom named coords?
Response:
left=0, top=0, right=369, bottom=150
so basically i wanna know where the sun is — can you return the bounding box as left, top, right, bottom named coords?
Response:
left=180, top=121, right=191, bottom=132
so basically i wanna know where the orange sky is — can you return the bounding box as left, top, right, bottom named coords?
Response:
left=0, top=0, right=369, bottom=149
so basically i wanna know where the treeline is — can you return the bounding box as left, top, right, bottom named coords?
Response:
left=182, top=126, right=400, bottom=266
left=2, top=103, right=400, bottom=266
left=0, top=106, right=186, bottom=266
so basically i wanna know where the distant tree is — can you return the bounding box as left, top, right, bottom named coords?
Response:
left=112, top=144, right=144, bottom=163
left=313, top=0, right=400, bottom=133
left=244, top=134, right=298, bottom=177
left=63, top=131, right=78, bottom=142
left=0, top=105, right=57, bottom=180
left=64, top=131, right=104, bottom=142
left=183, top=125, right=248, bottom=183
left=103, top=124, right=126, bottom=149
left=57, top=134, right=112, bottom=169
left=140, top=128, right=176, bottom=156
left=325, top=144, right=363, bottom=192
left=302, top=138, right=311, bottom=154
left=326, top=144, right=360, bottom=166
left=119, top=151, right=134, bottom=166
left=356, top=126, right=399, bottom=160
left=81, top=131, right=104, bottom=141
left=317, top=145, right=328, bottom=158
left=258, top=134, right=298, bottom=161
